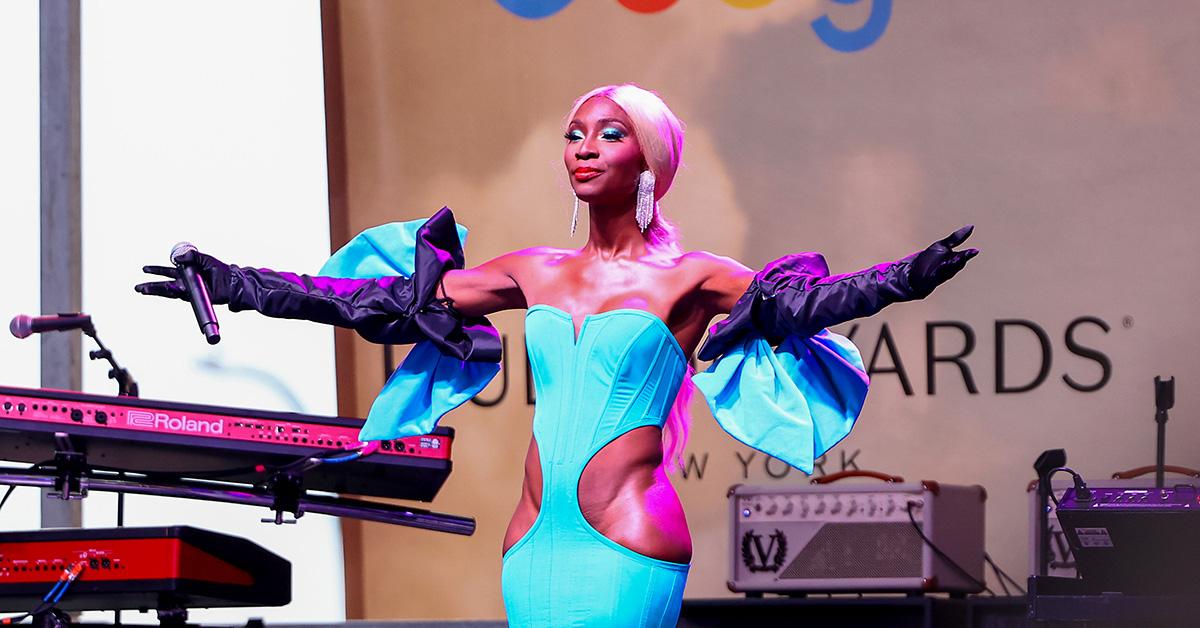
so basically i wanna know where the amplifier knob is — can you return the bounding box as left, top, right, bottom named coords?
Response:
left=830, top=502, right=842, bottom=514
left=766, top=502, right=778, bottom=515
left=847, top=502, right=859, bottom=515
left=782, top=501, right=794, bottom=516
left=815, top=501, right=826, bottom=515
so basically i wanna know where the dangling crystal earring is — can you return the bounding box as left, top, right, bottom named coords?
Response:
left=570, top=192, right=580, bottom=236
left=636, top=170, right=655, bottom=232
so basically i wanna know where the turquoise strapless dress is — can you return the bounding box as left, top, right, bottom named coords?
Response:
left=501, top=305, right=689, bottom=628
left=322, top=216, right=871, bottom=627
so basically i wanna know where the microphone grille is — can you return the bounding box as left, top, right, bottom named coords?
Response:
left=170, top=241, right=197, bottom=264
left=9, top=315, right=32, bottom=339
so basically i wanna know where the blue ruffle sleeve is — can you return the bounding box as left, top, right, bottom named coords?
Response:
left=318, top=213, right=501, bottom=441
left=692, top=253, right=870, bottom=474
left=691, top=331, right=868, bottom=474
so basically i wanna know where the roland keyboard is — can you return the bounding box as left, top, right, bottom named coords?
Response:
left=0, top=385, right=452, bottom=502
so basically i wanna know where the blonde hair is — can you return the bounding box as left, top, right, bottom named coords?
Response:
left=567, top=84, right=685, bottom=255
left=568, top=84, right=692, bottom=471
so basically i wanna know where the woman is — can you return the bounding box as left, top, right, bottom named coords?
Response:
left=138, top=84, right=976, bottom=627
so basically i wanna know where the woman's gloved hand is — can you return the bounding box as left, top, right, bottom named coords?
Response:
left=135, top=248, right=233, bottom=304
left=905, top=225, right=979, bottom=299
left=129, top=208, right=501, bottom=361
left=132, top=238, right=475, bottom=352
left=699, top=225, right=980, bottom=360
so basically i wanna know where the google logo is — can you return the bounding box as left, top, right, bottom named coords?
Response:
left=495, top=0, right=893, bottom=52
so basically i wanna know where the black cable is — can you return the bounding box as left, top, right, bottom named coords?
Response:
left=905, top=502, right=993, bottom=595
left=0, top=461, right=52, bottom=516
left=0, top=562, right=83, bottom=625
left=985, top=553, right=1027, bottom=595
left=988, top=555, right=1011, bottom=596
left=0, top=486, right=15, bottom=514
left=1044, top=466, right=1091, bottom=508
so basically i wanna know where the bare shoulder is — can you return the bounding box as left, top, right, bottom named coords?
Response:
left=471, top=245, right=571, bottom=272
left=680, top=250, right=756, bottom=314
left=679, top=250, right=752, bottom=275
left=491, top=245, right=578, bottom=274
left=515, top=245, right=576, bottom=260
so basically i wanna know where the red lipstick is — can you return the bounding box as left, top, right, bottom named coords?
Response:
left=573, top=167, right=602, bottom=182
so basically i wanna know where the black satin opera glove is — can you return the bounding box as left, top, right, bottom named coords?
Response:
left=134, top=208, right=502, bottom=363
left=697, top=226, right=978, bottom=362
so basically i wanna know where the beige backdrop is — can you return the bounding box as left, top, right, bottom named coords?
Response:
left=322, top=0, right=1200, bottom=620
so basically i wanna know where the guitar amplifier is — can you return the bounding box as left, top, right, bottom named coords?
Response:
left=1054, top=484, right=1200, bottom=596
left=1026, top=477, right=1178, bottom=579
left=1027, top=475, right=1195, bottom=583
left=728, top=480, right=986, bottom=594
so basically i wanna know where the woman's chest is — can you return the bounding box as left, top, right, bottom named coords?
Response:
left=515, top=256, right=702, bottom=326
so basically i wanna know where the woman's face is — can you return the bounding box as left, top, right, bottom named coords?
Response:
left=564, top=96, right=645, bottom=206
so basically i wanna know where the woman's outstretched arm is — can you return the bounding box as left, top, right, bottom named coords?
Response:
left=694, top=227, right=977, bottom=360
left=439, top=250, right=528, bottom=318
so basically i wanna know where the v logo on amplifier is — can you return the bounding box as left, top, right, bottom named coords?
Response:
left=741, top=530, right=788, bottom=573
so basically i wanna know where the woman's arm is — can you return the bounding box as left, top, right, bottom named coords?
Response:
left=694, top=227, right=977, bottom=360
left=439, top=251, right=528, bottom=318
left=135, top=209, right=512, bottom=359
left=695, top=253, right=757, bottom=317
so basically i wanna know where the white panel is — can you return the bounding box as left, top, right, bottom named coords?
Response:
left=0, top=0, right=45, bottom=533
left=80, top=0, right=342, bottom=622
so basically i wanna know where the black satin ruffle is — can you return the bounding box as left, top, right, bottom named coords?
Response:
left=697, top=251, right=916, bottom=362
left=222, top=207, right=502, bottom=362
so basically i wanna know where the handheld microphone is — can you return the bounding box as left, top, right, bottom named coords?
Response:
left=9, top=313, right=94, bottom=339
left=171, top=242, right=221, bottom=345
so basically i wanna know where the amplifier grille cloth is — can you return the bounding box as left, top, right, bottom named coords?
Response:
left=779, top=522, right=922, bottom=579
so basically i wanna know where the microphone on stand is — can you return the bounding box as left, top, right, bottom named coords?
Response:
left=171, top=242, right=221, bottom=345
left=9, top=313, right=94, bottom=339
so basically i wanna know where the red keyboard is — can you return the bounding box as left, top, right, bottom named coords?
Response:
left=0, top=526, right=289, bottom=612
left=0, top=386, right=453, bottom=502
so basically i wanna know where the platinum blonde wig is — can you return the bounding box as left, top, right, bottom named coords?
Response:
left=567, top=84, right=685, bottom=254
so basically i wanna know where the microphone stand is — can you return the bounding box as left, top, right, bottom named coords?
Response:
left=83, top=325, right=138, bottom=398
left=1033, top=448, right=1067, bottom=577
left=1154, top=376, right=1174, bottom=489
left=83, top=324, right=137, bottom=534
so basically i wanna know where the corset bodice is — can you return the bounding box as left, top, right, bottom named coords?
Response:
left=524, top=304, right=688, bottom=470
